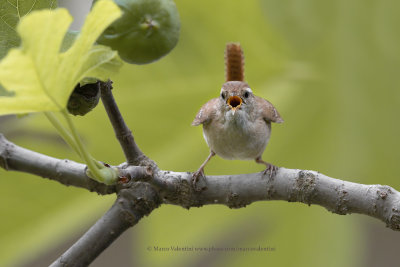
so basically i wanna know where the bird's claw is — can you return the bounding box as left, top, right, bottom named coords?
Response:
left=263, top=164, right=278, bottom=178
left=192, top=169, right=204, bottom=183
left=192, top=169, right=207, bottom=191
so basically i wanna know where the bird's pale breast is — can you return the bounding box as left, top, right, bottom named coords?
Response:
left=203, top=109, right=271, bottom=160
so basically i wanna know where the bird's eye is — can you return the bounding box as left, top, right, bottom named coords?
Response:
left=221, top=92, right=226, bottom=99
left=243, top=88, right=253, bottom=98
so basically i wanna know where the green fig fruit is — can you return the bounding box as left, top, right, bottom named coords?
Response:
left=93, top=0, right=180, bottom=64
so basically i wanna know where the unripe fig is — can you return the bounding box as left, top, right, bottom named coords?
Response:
left=93, top=0, right=180, bottom=64
left=67, top=82, right=101, bottom=116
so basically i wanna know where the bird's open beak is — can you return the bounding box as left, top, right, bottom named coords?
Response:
left=227, top=96, right=242, bottom=115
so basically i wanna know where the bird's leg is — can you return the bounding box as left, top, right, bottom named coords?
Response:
left=255, top=156, right=278, bottom=178
left=192, top=151, right=216, bottom=185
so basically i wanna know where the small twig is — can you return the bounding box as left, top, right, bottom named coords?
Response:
left=0, top=134, right=114, bottom=194
left=0, top=134, right=154, bottom=194
left=99, top=81, right=146, bottom=166
left=49, top=183, right=161, bottom=267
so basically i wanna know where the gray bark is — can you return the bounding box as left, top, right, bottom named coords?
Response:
left=2, top=134, right=400, bottom=231
left=99, top=81, right=149, bottom=166
left=49, top=182, right=161, bottom=267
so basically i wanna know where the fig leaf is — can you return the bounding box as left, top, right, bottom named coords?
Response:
left=0, top=0, right=123, bottom=115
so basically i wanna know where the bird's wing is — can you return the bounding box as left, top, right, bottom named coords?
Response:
left=192, top=98, right=219, bottom=126
left=255, top=96, right=283, bottom=123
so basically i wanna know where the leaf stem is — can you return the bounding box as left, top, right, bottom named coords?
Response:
left=44, top=112, right=103, bottom=169
left=60, top=109, right=105, bottom=182
left=44, top=110, right=119, bottom=185
left=44, top=112, right=82, bottom=157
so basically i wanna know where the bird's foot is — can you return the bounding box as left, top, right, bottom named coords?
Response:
left=192, top=169, right=207, bottom=191
left=255, top=157, right=278, bottom=178
left=263, top=163, right=278, bottom=178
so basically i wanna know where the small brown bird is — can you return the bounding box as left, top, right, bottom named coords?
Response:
left=192, top=43, right=283, bottom=182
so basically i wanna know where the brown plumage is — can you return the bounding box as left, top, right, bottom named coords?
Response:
left=192, top=44, right=283, bottom=186
left=225, top=43, right=244, bottom=82
left=192, top=82, right=282, bottom=127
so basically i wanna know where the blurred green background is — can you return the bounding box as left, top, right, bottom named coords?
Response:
left=1, top=0, right=400, bottom=266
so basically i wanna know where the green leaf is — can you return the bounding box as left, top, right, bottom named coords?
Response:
left=0, top=0, right=57, bottom=60
left=0, top=0, right=123, bottom=115
left=0, top=0, right=57, bottom=96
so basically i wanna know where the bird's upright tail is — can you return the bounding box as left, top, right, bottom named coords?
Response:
left=225, top=43, right=245, bottom=82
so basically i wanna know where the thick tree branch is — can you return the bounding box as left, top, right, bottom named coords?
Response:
left=121, top=167, right=400, bottom=231
left=99, top=81, right=147, bottom=165
left=2, top=134, right=400, bottom=230
left=50, top=182, right=161, bottom=267
left=2, top=135, right=400, bottom=266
